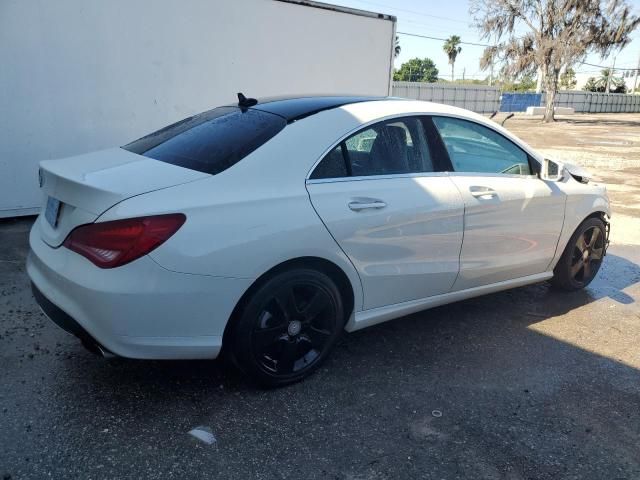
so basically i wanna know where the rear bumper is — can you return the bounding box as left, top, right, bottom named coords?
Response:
left=31, top=282, right=113, bottom=356
left=27, top=216, right=252, bottom=359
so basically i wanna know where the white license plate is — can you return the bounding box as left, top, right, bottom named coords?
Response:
left=45, top=196, right=61, bottom=228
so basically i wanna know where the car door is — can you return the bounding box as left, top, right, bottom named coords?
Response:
left=306, top=116, right=464, bottom=310
left=430, top=115, right=566, bottom=291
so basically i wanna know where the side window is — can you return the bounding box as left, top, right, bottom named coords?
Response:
left=432, top=116, right=531, bottom=175
left=309, top=145, right=348, bottom=179
left=310, top=117, right=434, bottom=179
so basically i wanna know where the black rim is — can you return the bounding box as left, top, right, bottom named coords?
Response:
left=570, top=226, right=604, bottom=285
left=251, top=281, right=337, bottom=376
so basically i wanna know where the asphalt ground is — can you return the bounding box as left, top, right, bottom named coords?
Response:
left=1, top=113, right=640, bottom=479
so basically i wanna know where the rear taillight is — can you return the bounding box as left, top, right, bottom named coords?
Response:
left=63, top=214, right=186, bottom=268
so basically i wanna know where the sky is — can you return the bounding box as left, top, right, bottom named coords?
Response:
left=329, top=0, right=640, bottom=81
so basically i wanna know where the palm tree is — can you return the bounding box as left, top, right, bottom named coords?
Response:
left=394, top=36, right=401, bottom=58
left=597, top=68, right=627, bottom=93
left=598, top=68, right=613, bottom=91
left=443, top=35, right=462, bottom=81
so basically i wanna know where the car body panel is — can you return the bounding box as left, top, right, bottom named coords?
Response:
left=38, top=147, right=208, bottom=246
left=28, top=216, right=249, bottom=358
left=447, top=173, right=566, bottom=290
left=307, top=174, right=464, bottom=309
left=547, top=176, right=610, bottom=270
left=347, top=271, right=553, bottom=331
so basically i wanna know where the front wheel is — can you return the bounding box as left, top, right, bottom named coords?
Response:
left=552, top=217, right=606, bottom=291
left=228, top=268, right=345, bottom=387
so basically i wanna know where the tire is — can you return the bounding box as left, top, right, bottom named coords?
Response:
left=227, top=268, right=345, bottom=387
left=552, top=217, right=606, bottom=291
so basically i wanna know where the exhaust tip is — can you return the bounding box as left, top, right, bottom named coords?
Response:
left=81, top=340, right=116, bottom=359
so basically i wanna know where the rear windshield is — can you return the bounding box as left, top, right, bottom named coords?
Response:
left=122, top=107, right=286, bottom=175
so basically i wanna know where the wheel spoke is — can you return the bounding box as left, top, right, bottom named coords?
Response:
left=252, top=326, right=287, bottom=352
left=587, top=227, right=601, bottom=247
left=576, top=234, right=588, bottom=252
left=304, top=325, right=332, bottom=348
left=277, top=340, right=299, bottom=374
left=591, top=246, right=604, bottom=261
left=274, top=287, right=299, bottom=321
left=301, top=290, right=329, bottom=322
left=570, top=259, right=584, bottom=278
left=257, top=309, right=286, bottom=330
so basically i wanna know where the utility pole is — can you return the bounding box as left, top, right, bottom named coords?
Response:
left=632, top=52, right=640, bottom=94
left=605, top=55, right=616, bottom=93
left=462, top=67, right=465, bottom=82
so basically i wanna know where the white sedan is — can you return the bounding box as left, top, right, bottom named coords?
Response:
left=28, top=95, right=610, bottom=386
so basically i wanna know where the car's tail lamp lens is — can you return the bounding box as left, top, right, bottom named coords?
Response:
left=63, top=214, right=186, bottom=268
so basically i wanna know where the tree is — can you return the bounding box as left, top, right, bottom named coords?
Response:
left=598, top=68, right=627, bottom=93
left=443, top=35, right=462, bottom=81
left=600, top=68, right=614, bottom=91
left=394, top=36, right=401, bottom=58
left=471, top=0, right=639, bottom=122
left=583, top=77, right=599, bottom=92
left=559, top=68, right=577, bottom=90
left=393, top=58, right=439, bottom=82
left=502, top=74, right=536, bottom=91
left=582, top=70, right=627, bottom=93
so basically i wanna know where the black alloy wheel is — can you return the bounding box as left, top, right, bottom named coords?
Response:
left=552, top=217, right=606, bottom=291
left=568, top=225, right=605, bottom=284
left=229, top=268, right=344, bottom=387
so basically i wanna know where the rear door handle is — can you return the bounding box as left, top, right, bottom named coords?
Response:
left=469, top=186, right=497, bottom=198
left=348, top=200, right=387, bottom=211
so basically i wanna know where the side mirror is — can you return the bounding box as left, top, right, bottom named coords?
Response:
left=540, top=158, right=564, bottom=181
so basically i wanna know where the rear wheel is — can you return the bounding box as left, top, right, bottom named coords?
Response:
left=552, top=217, right=606, bottom=291
left=228, top=268, right=345, bottom=387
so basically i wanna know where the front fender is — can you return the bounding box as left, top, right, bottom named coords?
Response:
left=548, top=184, right=610, bottom=270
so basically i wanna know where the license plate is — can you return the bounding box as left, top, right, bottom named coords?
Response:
left=45, top=196, right=61, bottom=228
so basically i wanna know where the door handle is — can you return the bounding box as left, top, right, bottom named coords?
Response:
left=348, top=200, right=387, bottom=211
left=469, top=186, right=497, bottom=198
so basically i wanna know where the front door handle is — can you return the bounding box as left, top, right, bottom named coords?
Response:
left=469, top=186, right=497, bottom=198
left=348, top=200, right=387, bottom=211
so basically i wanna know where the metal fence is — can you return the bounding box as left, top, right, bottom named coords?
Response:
left=392, top=82, right=500, bottom=114
left=550, top=91, right=640, bottom=113
left=499, top=93, right=542, bottom=112
left=392, top=81, right=640, bottom=114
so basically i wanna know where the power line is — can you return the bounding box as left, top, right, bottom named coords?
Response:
left=403, top=19, right=478, bottom=36
left=397, top=31, right=492, bottom=48
left=349, top=0, right=469, bottom=24
left=398, top=33, right=639, bottom=71
left=577, top=60, right=639, bottom=71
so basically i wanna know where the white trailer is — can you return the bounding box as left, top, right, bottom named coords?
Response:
left=0, top=0, right=396, bottom=217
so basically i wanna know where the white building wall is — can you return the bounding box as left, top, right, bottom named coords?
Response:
left=0, top=0, right=395, bottom=216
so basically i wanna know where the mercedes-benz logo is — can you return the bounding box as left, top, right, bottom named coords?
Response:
left=287, top=320, right=302, bottom=337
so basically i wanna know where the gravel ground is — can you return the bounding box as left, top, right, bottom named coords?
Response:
left=1, top=113, right=639, bottom=479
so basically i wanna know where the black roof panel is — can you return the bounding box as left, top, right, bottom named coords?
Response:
left=248, top=95, right=390, bottom=122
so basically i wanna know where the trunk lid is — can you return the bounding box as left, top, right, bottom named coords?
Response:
left=38, top=147, right=209, bottom=247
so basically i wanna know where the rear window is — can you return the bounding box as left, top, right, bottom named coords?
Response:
left=122, top=107, right=286, bottom=175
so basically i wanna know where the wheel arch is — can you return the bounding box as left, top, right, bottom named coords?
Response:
left=549, top=208, right=609, bottom=271
left=222, top=256, right=357, bottom=348
left=584, top=210, right=609, bottom=223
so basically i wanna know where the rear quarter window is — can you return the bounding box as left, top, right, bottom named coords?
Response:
left=122, top=107, right=286, bottom=175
